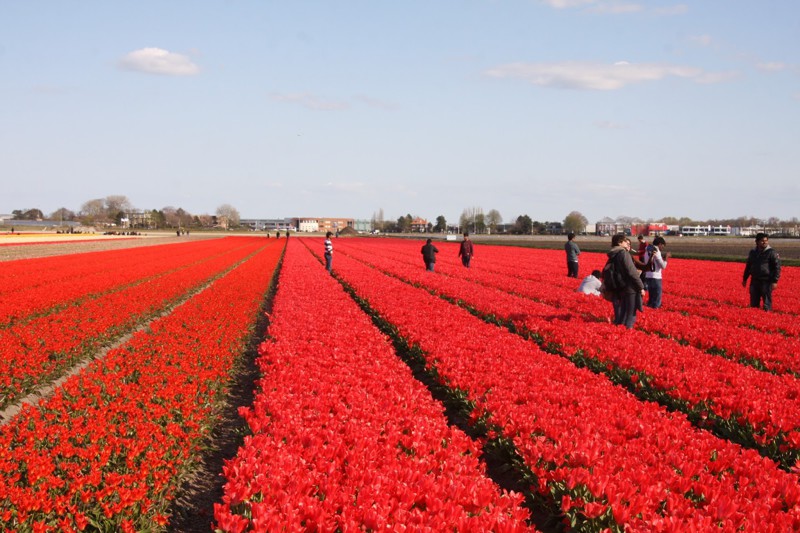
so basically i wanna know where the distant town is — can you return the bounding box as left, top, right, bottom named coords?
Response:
left=2, top=196, right=798, bottom=237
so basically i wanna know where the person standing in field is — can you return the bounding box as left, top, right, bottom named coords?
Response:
left=421, top=238, right=439, bottom=271
left=605, top=234, right=645, bottom=328
left=324, top=232, right=333, bottom=272
left=642, top=236, right=670, bottom=309
left=458, top=232, right=474, bottom=268
left=743, top=232, right=780, bottom=311
left=565, top=232, right=580, bottom=278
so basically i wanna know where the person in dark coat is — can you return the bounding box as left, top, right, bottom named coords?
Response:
left=421, top=238, right=439, bottom=271
left=743, top=233, right=780, bottom=311
left=606, top=234, right=645, bottom=328
left=458, top=232, right=474, bottom=268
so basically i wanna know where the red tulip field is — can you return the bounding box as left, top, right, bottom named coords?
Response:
left=1, top=235, right=799, bottom=532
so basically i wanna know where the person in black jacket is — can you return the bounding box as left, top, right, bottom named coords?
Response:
left=743, top=233, right=780, bottom=311
left=421, top=238, right=439, bottom=271
left=606, top=234, right=645, bottom=328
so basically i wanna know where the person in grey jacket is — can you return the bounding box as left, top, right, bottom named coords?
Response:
left=607, top=234, right=645, bottom=328
left=743, top=233, right=780, bottom=311
left=565, top=233, right=580, bottom=278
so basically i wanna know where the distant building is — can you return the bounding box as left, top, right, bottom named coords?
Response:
left=240, top=218, right=294, bottom=231
left=410, top=217, right=428, bottom=232
left=292, top=217, right=355, bottom=233
left=630, top=223, right=669, bottom=237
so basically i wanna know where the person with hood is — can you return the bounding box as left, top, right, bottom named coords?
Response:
left=606, top=234, right=646, bottom=328
left=743, top=233, right=780, bottom=311
left=421, top=238, right=439, bottom=271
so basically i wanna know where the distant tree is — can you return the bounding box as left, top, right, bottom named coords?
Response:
left=397, top=214, right=412, bottom=233
left=511, top=215, right=533, bottom=235
left=50, top=207, right=75, bottom=222
left=486, top=209, right=502, bottom=233
left=563, top=211, right=589, bottom=234
left=150, top=209, right=166, bottom=229
left=371, top=208, right=385, bottom=232
left=459, top=206, right=483, bottom=233
left=434, top=215, right=447, bottom=233
left=426, top=222, right=433, bottom=233
left=79, top=198, right=107, bottom=225
left=531, top=220, right=547, bottom=235
left=12, top=208, right=44, bottom=220
left=216, top=204, right=240, bottom=227
left=105, top=195, right=133, bottom=218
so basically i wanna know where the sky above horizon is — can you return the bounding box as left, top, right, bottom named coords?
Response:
left=2, top=1, right=799, bottom=225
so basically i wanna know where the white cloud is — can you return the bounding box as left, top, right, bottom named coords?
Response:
left=270, top=92, right=349, bottom=111
left=653, top=4, right=688, bottom=16
left=756, top=62, right=787, bottom=72
left=485, top=61, right=702, bottom=90
left=539, top=0, right=596, bottom=8
left=325, top=181, right=368, bottom=193
left=594, top=120, right=627, bottom=129
left=586, top=3, right=643, bottom=14
left=354, top=94, right=399, bottom=110
left=694, top=70, right=740, bottom=84
left=688, top=34, right=713, bottom=47
left=540, top=0, right=686, bottom=15
left=118, top=48, right=200, bottom=76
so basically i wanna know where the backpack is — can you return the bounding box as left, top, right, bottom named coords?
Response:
left=602, top=253, right=625, bottom=294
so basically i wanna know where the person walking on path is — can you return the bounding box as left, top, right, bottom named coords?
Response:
left=421, top=238, right=439, bottom=271
left=324, top=231, right=334, bottom=273
left=565, top=233, right=580, bottom=278
left=743, top=233, right=780, bottom=311
left=642, top=236, right=670, bottom=309
left=458, top=232, right=474, bottom=268
left=606, top=234, right=645, bottom=328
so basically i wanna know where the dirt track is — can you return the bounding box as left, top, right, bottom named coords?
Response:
left=0, top=233, right=223, bottom=262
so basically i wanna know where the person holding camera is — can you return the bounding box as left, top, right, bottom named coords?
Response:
left=642, top=236, right=670, bottom=309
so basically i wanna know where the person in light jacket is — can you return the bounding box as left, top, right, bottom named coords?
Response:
left=642, top=236, right=670, bottom=309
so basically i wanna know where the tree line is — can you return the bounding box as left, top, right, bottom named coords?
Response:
left=9, top=196, right=241, bottom=230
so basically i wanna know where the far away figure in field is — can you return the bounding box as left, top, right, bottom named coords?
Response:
left=421, top=238, right=439, bottom=271
left=458, top=232, right=474, bottom=268
left=743, top=232, right=780, bottom=311
left=565, top=232, right=580, bottom=278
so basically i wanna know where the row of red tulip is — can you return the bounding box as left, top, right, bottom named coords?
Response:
left=0, top=238, right=256, bottom=326
left=0, top=238, right=268, bottom=411
left=214, top=240, right=534, bottom=532
left=334, top=239, right=800, bottom=467
left=0, top=238, right=282, bottom=532
left=327, top=241, right=800, bottom=531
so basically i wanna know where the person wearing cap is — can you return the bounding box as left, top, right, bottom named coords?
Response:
left=421, top=238, right=439, bottom=271
left=743, top=233, right=780, bottom=311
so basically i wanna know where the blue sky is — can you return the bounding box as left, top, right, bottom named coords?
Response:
left=2, top=1, right=798, bottom=225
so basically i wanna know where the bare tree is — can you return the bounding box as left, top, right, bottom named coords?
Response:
left=216, top=204, right=241, bottom=228
left=79, top=198, right=107, bottom=226
left=486, top=209, right=502, bottom=233
left=459, top=206, right=483, bottom=233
